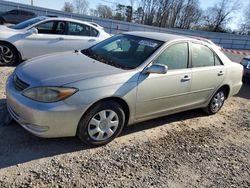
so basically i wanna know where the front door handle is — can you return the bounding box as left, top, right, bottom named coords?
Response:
left=218, top=71, right=224, bottom=76
left=181, top=75, right=191, bottom=82
left=58, top=37, right=64, bottom=40
left=88, top=39, right=96, bottom=42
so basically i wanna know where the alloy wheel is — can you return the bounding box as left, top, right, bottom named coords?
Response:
left=210, top=91, right=225, bottom=113
left=0, top=45, right=14, bottom=65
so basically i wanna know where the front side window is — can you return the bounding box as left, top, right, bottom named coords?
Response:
left=36, top=21, right=55, bottom=34
left=153, top=43, right=188, bottom=70
left=55, top=21, right=66, bottom=34
left=81, top=34, right=163, bottom=69
left=191, top=43, right=215, bottom=67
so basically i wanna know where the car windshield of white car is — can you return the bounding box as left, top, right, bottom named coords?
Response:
left=81, top=34, right=163, bottom=70
left=11, top=16, right=46, bottom=30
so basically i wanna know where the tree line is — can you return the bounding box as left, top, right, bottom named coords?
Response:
left=62, top=0, right=250, bottom=35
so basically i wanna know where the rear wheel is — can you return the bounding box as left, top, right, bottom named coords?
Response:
left=204, top=89, right=226, bottom=115
left=0, top=42, right=18, bottom=66
left=0, top=18, right=4, bottom=25
left=77, top=101, right=125, bottom=147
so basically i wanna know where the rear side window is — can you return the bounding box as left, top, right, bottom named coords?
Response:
left=90, top=27, right=99, bottom=37
left=191, top=43, right=215, bottom=67
left=7, top=10, right=19, bottom=15
left=20, top=10, right=34, bottom=16
left=215, top=55, right=222, bottom=66
left=67, top=22, right=90, bottom=36
left=153, top=43, right=188, bottom=70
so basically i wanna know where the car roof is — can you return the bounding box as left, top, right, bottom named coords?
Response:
left=124, top=31, right=189, bottom=42
left=192, top=37, right=208, bottom=40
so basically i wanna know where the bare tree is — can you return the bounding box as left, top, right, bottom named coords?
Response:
left=95, top=4, right=113, bottom=19
left=202, top=0, right=239, bottom=32
left=74, top=0, right=89, bottom=14
left=239, top=3, right=250, bottom=34
left=143, top=0, right=158, bottom=25
left=62, top=2, right=74, bottom=13
left=178, top=0, right=202, bottom=29
left=155, top=0, right=171, bottom=27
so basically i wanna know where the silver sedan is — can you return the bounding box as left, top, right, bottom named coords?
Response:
left=6, top=32, right=243, bottom=146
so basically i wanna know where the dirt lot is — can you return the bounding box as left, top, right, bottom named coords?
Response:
left=0, top=62, right=249, bottom=187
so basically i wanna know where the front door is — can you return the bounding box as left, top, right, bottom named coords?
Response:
left=21, top=20, right=68, bottom=59
left=136, top=42, right=192, bottom=120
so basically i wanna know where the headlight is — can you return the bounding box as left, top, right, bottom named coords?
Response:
left=22, top=87, right=78, bottom=103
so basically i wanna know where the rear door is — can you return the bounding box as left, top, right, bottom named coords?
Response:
left=189, top=42, right=225, bottom=105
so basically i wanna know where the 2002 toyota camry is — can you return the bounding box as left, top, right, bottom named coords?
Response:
left=6, top=32, right=243, bottom=146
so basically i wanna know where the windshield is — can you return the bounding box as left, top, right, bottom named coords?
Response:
left=11, top=16, right=46, bottom=30
left=81, top=34, right=163, bottom=70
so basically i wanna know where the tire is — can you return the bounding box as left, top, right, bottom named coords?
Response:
left=204, top=89, right=226, bottom=115
left=0, top=42, right=18, bottom=66
left=77, top=101, right=126, bottom=147
left=0, top=18, right=4, bottom=25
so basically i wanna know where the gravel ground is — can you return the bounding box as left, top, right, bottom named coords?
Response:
left=0, top=62, right=249, bottom=187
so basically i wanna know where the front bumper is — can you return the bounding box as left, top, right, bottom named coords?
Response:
left=6, top=74, right=87, bottom=138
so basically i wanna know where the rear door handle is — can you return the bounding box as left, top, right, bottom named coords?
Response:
left=88, top=39, right=96, bottom=42
left=181, top=75, right=191, bottom=81
left=58, top=37, right=64, bottom=40
left=218, top=71, right=224, bottom=76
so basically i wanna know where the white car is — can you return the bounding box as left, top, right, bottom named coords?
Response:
left=0, top=16, right=111, bottom=65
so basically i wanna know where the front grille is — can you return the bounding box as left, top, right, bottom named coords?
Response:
left=13, top=75, right=30, bottom=91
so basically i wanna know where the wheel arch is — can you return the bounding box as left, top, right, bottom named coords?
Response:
left=79, top=97, right=130, bottom=128
left=219, top=84, right=230, bottom=99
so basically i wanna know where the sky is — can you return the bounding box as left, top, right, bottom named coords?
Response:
left=5, top=0, right=248, bottom=30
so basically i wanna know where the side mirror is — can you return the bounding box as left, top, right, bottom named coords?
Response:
left=27, top=27, right=38, bottom=34
left=144, top=64, right=168, bottom=74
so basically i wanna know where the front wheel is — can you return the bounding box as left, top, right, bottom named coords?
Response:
left=204, top=89, right=226, bottom=115
left=0, top=42, right=18, bottom=66
left=77, top=101, right=125, bottom=147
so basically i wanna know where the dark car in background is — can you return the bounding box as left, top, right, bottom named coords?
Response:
left=240, top=56, right=250, bottom=81
left=0, top=9, right=36, bottom=24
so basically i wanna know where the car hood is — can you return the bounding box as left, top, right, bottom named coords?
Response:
left=15, top=51, right=130, bottom=87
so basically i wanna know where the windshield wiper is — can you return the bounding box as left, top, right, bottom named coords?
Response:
left=81, top=49, right=132, bottom=70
